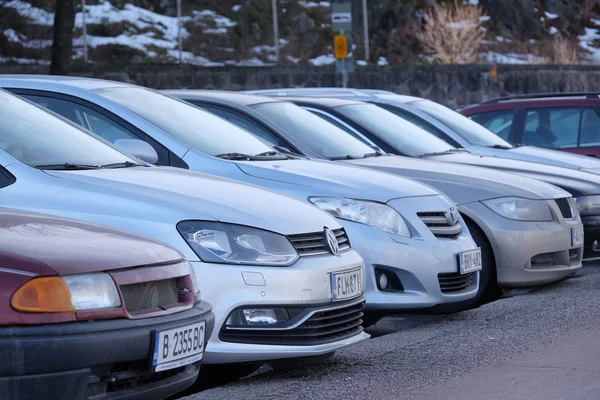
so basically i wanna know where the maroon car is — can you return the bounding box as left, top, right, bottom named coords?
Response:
left=461, top=93, right=600, bottom=158
left=0, top=208, right=214, bottom=400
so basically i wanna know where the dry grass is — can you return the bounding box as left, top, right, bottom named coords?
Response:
left=417, top=0, right=486, bottom=64
left=550, top=37, right=580, bottom=64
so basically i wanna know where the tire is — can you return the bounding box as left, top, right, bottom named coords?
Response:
left=362, top=311, right=387, bottom=328
left=428, top=218, right=499, bottom=313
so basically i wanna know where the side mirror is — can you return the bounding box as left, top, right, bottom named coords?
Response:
left=370, top=144, right=384, bottom=153
left=114, top=139, right=158, bottom=164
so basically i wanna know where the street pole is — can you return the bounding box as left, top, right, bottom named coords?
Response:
left=272, top=0, right=279, bottom=63
left=362, top=0, right=369, bottom=62
left=81, top=0, right=88, bottom=63
left=177, top=0, right=182, bottom=63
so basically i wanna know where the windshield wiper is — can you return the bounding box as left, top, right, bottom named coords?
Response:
left=35, top=163, right=100, bottom=170
left=100, top=161, right=142, bottom=169
left=489, top=144, right=512, bottom=150
left=418, top=149, right=461, bottom=158
left=215, top=152, right=256, bottom=160
left=362, top=152, right=381, bottom=158
left=329, top=154, right=362, bottom=160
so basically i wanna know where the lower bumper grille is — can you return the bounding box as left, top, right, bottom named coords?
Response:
left=220, top=300, right=365, bottom=346
left=438, top=272, right=475, bottom=293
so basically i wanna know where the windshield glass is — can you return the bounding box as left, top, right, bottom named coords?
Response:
left=253, top=102, right=376, bottom=159
left=411, top=100, right=513, bottom=148
left=0, top=90, right=135, bottom=167
left=336, top=104, right=455, bottom=157
left=96, top=87, right=275, bottom=156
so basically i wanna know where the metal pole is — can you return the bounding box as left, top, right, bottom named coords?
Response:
left=177, top=0, right=182, bottom=63
left=272, top=0, right=279, bottom=64
left=81, top=0, right=88, bottom=63
left=362, top=0, right=369, bottom=62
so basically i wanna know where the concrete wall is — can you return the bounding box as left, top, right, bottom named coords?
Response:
left=3, top=64, right=600, bottom=107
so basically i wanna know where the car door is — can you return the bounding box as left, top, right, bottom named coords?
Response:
left=9, top=90, right=186, bottom=167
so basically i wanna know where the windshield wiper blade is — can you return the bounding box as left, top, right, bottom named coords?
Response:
left=329, top=154, right=361, bottom=160
left=490, top=144, right=512, bottom=150
left=418, top=150, right=458, bottom=157
left=35, top=163, right=100, bottom=170
left=255, top=151, right=279, bottom=157
left=362, top=152, right=380, bottom=158
left=100, top=161, right=142, bottom=169
left=215, top=152, right=256, bottom=160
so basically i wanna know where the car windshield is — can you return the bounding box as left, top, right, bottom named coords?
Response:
left=411, top=100, right=513, bottom=148
left=336, top=103, right=455, bottom=157
left=252, top=102, right=377, bottom=159
left=96, top=87, right=276, bottom=157
left=0, top=90, right=136, bottom=168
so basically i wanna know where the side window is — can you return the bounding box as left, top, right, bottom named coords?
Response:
left=0, top=166, right=16, bottom=189
left=22, top=95, right=139, bottom=144
left=469, top=110, right=515, bottom=140
left=580, top=108, right=600, bottom=147
left=200, top=105, right=290, bottom=149
left=523, top=108, right=580, bottom=149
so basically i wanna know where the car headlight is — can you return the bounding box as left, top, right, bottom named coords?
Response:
left=186, top=261, right=201, bottom=302
left=309, top=197, right=411, bottom=237
left=177, top=221, right=299, bottom=266
left=482, top=197, right=553, bottom=221
left=11, top=273, right=121, bottom=313
left=575, top=195, right=600, bottom=216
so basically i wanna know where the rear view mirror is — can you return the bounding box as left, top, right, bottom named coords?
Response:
left=114, top=139, right=158, bottom=164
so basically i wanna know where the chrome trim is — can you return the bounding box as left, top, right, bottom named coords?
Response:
left=223, top=296, right=365, bottom=331
left=0, top=268, right=36, bottom=277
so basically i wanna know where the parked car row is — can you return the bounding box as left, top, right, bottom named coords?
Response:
left=0, top=76, right=595, bottom=400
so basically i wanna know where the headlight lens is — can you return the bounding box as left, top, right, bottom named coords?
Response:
left=576, top=195, right=600, bottom=216
left=177, top=221, right=299, bottom=266
left=11, top=273, right=121, bottom=313
left=309, top=197, right=411, bottom=237
left=482, top=197, right=553, bottom=221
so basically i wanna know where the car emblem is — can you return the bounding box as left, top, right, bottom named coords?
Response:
left=446, top=206, right=459, bottom=226
left=324, top=228, right=340, bottom=255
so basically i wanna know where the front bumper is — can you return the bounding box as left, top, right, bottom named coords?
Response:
left=192, top=250, right=369, bottom=364
left=581, top=215, right=600, bottom=261
left=460, top=202, right=583, bottom=287
left=0, top=302, right=214, bottom=400
left=347, top=195, right=480, bottom=311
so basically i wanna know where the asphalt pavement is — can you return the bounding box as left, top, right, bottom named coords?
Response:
left=184, top=264, right=600, bottom=400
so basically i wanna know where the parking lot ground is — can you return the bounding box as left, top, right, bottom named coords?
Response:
left=185, top=264, right=600, bottom=400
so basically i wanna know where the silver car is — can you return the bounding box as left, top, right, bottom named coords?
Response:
left=165, top=90, right=584, bottom=300
left=0, top=89, right=370, bottom=375
left=0, top=75, right=484, bottom=316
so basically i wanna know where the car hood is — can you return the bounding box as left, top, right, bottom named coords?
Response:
left=42, top=166, right=340, bottom=235
left=425, top=152, right=600, bottom=197
left=234, top=159, right=439, bottom=202
left=344, top=155, right=570, bottom=204
left=508, top=146, right=600, bottom=170
left=0, top=208, right=183, bottom=276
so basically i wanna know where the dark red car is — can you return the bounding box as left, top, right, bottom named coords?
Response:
left=461, top=93, right=600, bottom=158
left=0, top=209, right=214, bottom=400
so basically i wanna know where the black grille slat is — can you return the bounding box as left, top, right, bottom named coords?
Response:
left=288, top=228, right=351, bottom=256
left=220, top=301, right=365, bottom=345
left=438, top=272, right=475, bottom=293
left=417, top=212, right=462, bottom=239
left=555, top=198, right=573, bottom=219
left=120, top=278, right=181, bottom=314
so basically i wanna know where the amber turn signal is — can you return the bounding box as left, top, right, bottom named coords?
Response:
left=11, top=277, right=75, bottom=313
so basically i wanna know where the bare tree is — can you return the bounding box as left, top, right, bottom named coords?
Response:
left=418, top=0, right=486, bottom=64
left=50, top=0, right=76, bottom=75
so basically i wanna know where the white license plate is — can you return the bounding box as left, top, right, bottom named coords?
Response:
left=459, top=248, right=483, bottom=275
left=152, top=321, right=205, bottom=372
left=331, top=269, right=362, bottom=301
left=572, top=226, right=584, bottom=247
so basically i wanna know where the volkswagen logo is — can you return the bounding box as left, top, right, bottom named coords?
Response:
left=445, top=206, right=459, bottom=226
left=324, top=228, right=340, bottom=255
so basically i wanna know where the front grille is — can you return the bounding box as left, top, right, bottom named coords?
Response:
left=120, top=278, right=181, bottom=314
left=219, top=300, right=365, bottom=346
left=417, top=212, right=462, bottom=239
left=438, top=272, right=475, bottom=293
left=288, top=228, right=351, bottom=256
left=555, top=198, right=574, bottom=219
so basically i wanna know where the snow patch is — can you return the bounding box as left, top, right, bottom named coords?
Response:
left=579, top=27, right=600, bottom=62
left=544, top=11, right=559, bottom=19
left=377, top=56, right=389, bottom=66
left=356, top=59, right=368, bottom=66
left=309, top=54, right=336, bottom=66
left=232, top=5, right=242, bottom=12
left=549, top=26, right=558, bottom=35
left=299, top=1, right=331, bottom=8
left=4, top=1, right=54, bottom=26
left=483, top=52, right=544, bottom=64
left=467, top=0, right=479, bottom=5
left=3, top=28, right=22, bottom=43
left=0, top=55, right=50, bottom=65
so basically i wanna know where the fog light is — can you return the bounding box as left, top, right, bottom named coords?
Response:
left=225, top=308, right=289, bottom=327
left=377, top=273, right=389, bottom=291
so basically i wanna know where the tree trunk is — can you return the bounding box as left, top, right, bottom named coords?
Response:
left=50, top=0, right=76, bottom=75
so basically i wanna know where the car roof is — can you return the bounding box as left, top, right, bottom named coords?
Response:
left=282, top=96, right=367, bottom=107
left=0, top=74, right=132, bottom=90
left=462, top=93, right=600, bottom=114
left=163, top=90, right=283, bottom=107
left=248, top=87, right=424, bottom=104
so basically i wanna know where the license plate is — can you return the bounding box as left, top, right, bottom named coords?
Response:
left=459, top=248, right=483, bottom=275
left=331, top=269, right=362, bottom=301
left=152, top=321, right=205, bottom=372
left=572, top=226, right=584, bottom=247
